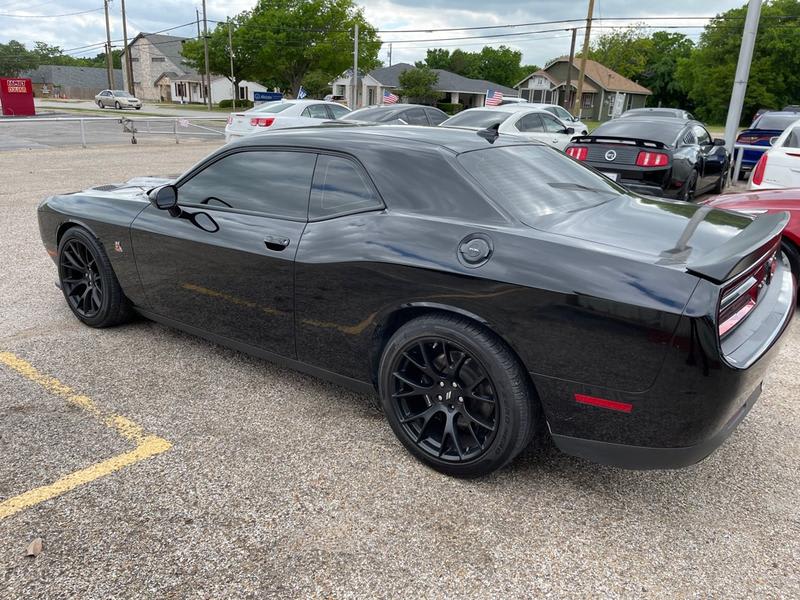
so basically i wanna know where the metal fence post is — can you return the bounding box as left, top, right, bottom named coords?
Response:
left=174, top=118, right=179, bottom=144
left=79, top=119, right=87, bottom=148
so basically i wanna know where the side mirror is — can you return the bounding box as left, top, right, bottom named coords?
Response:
left=769, top=136, right=779, bottom=146
left=564, top=127, right=575, bottom=135
left=148, top=184, right=180, bottom=216
left=713, top=138, right=726, bottom=146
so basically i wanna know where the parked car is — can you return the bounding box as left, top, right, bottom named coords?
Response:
left=95, top=89, right=142, bottom=110
left=224, top=99, right=351, bottom=141
left=323, top=94, right=347, bottom=105
left=619, top=107, right=694, bottom=120
left=565, top=116, right=729, bottom=200
left=703, top=188, right=800, bottom=285
left=441, top=106, right=576, bottom=150
left=525, top=103, right=589, bottom=135
left=783, top=105, right=800, bottom=113
left=746, top=117, right=800, bottom=190
left=37, top=125, right=795, bottom=476
left=735, top=111, right=800, bottom=179
left=344, top=104, right=448, bottom=126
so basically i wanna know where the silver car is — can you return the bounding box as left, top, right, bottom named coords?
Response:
left=95, top=89, right=142, bottom=110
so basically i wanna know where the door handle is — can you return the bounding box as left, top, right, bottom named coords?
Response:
left=264, top=235, right=290, bottom=251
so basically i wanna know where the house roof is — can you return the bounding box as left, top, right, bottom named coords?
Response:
left=22, top=65, right=123, bottom=89
left=366, top=63, right=518, bottom=96
left=128, top=32, right=191, bottom=72
left=513, top=69, right=558, bottom=89
left=546, top=58, right=651, bottom=95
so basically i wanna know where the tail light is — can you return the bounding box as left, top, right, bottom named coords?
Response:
left=566, top=146, right=588, bottom=160
left=250, top=117, right=275, bottom=127
left=751, top=154, right=768, bottom=185
left=635, top=151, right=669, bottom=167
left=718, top=252, right=776, bottom=337
left=736, top=133, right=773, bottom=145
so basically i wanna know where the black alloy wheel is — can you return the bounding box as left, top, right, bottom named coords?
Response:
left=390, top=338, right=498, bottom=462
left=380, top=314, right=538, bottom=477
left=57, top=228, right=132, bottom=327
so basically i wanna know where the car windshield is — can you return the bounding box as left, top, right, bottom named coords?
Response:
left=442, top=110, right=509, bottom=129
left=459, top=145, right=622, bottom=221
left=112, top=91, right=133, bottom=97
left=590, top=120, right=683, bottom=145
left=346, top=107, right=399, bottom=122
left=755, top=114, right=798, bottom=131
left=250, top=102, right=295, bottom=114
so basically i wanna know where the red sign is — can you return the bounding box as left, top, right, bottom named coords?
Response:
left=0, top=77, right=35, bottom=116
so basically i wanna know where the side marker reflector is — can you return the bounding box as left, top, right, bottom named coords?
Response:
left=575, top=393, right=633, bottom=413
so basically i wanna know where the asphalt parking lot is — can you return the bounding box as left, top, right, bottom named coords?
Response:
left=1, top=142, right=798, bottom=598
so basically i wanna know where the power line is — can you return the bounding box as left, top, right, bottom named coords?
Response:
left=0, top=7, right=104, bottom=17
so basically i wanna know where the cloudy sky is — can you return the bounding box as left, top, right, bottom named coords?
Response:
left=1, top=0, right=747, bottom=67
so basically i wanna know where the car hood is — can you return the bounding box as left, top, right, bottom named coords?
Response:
left=532, top=194, right=754, bottom=269
left=82, top=176, right=175, bottom=200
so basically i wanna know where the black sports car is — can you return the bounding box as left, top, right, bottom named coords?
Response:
left=38, top=126, right=794, bottom=477
left=565, top=116, right=729, bottom=200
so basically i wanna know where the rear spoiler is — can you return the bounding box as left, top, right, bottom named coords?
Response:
left=687, top=211, right=789, bottom=283
left=570, top=135, right=668, bottom=150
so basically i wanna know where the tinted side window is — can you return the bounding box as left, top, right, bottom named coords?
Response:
left=302, top=104, right=329, bottom=119
left=425, top=108, right=447, bottom=125
left=541, top=113, right=565, bottom=133
left=403, top=108, right=429, bottom=125
left=178, top=151, right=315, bottom=220
left=328, top=104, right=350, bottom=119
left=692, top=125, right=711, bottom=145
left=515, top=113, right=544, bottom=132
left=309, top=155, right=383, bottom=219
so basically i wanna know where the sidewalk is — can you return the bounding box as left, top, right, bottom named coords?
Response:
left=34, top=98, right=228, bottom=118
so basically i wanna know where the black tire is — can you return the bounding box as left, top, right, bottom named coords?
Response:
left=679, top=170, right=698, bottom=202
left=114, top=101, right=121, bottom=109
left=713, top=164, right=728, bottom=194
left=379, top=314, right=537, bottom=478
left=782, top=240, right=800, bottom=290
left=97, top=100, right=104, bottom=108
left=135, top=106, right=141, bottom=110
left=57, top=227, right=132, bottom=328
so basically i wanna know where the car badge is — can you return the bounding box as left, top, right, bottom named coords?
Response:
left=114, top=241, right=123, bottom=253
left=604, top=149, right=617, bottom=161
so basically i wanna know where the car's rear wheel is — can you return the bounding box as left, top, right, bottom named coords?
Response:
left=782, top=240, right=800, bottom=289
left=679, top=170, right=698, bottom=201
left=57, top=228, right=132, bottom=328
left=379, top=314, right=537, bottom=478
left=713, top=164, right=728, bottom=194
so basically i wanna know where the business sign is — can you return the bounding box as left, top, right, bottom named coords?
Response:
left=0, top=77, right=35, bottom=116
left=253, top=91, right=283, bottom=103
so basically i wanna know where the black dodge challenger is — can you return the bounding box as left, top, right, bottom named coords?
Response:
left=38, top=126, right=795, bottom=477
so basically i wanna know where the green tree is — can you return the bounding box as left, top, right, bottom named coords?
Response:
left=517, top=63, right=540, bottom=84
left=589, top=25, right=653, bottom=80
left=0, top=40, right=37, bottom=76
left=476, top=45, right=523, bottom=87
left=638, top=32, right=693, bottom=108
left=395, top=66, right=442, bottom=105
left=676, top=0, right=800, bottom=124
left=239, top=0, right=381, bottom=95
left=415, top=48, right=450, bottom=70
left=301, top=69, right=333, bottom=98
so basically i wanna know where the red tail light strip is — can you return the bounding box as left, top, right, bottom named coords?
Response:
left=574, top=394, right=633, bottom=413
left=751, top=154, right=768, bottom=185
left=635, top=151, right=669, bottom=167
left=566, top=146, right=588, bottom=161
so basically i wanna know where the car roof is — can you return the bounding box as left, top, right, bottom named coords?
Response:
left=350, top=104, right=436, bottom=111
left=466, top=105, right=549, bottom=115
left=226, top=124, right=535, bottom=154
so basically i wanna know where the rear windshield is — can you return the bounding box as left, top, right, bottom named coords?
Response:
left=458, top=145, right=623, bottom=221
left=782, top=126, right=800, bottom=148
left=250, top=102, right=295, bottom=114
left=443, top=110, right=508, bottom=129
left=754, top=114, right=798, bottom=131
left=590, top=120, right=683, bottom=146
left=623, top=109, right=681, bottom=118
left=346, top=107, right=398, bottom=122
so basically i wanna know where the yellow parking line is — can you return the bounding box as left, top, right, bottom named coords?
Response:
left=0, top=351, right=172, bottom=520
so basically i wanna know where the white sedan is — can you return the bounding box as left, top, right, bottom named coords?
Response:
left=440, top=106, right=577, bottom=150
left=225, top=99, right=351, bottom=142
left=748, top=117, right=800, bottom=190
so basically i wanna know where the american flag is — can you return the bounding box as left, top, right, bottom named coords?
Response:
left=485, top=89, right=503, bottom=106
left=383, top=89, right=399, bottom=105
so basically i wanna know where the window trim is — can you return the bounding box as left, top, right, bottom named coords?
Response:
left=175, top=147, right=319, bottom=222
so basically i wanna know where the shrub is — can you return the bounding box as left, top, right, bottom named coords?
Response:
left=436, top=102, right=464, bottom=115
left=218, top=99, right=253, bottom=109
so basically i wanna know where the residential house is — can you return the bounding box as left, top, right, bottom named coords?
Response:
left=329, top=63, right=518, bottom=109
left=515, top=58, right=651, bottom=122
left=23, top=65, right=123, bottom=100
left=124, top=33, right=266, bottom=104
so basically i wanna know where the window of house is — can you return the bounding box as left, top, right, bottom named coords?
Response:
left=309, top=155, right=382, bottom=219
left=582, top=93, right=593, bottom=109
left=130, top=57, right=139, bottom=62
left=178, top=150, right=316, bottom=220
left=151, top=57, right=165, bottom=63
left=238, top=85, right=248, bottom=100
left=176, top=83, right=186, bottom=97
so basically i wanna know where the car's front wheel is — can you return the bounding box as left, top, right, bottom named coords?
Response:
left=114, top=101, right=121, bottom=109
left=57, top=228, right=132, bottom=328
left=97, top=100, right=104, bottom=108
left=379, top=314, right=537, bottom=477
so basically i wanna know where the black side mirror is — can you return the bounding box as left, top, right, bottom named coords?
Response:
left=564, top=127, right=575, bottom=135
left=148, top=184, right=180, bottom=217
left=713, top=138, right=726, bottom=146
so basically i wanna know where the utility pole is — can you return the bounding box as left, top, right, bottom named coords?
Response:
left=196, top=8, right=201, bottom=38
left=388, top=42, right=392, bottom=67
left=564, top=28, right=577, bottom=109
left=120, top=0, right=134, bottom=95
left=573, top=0, right=594, bottom=117
left=352, top=24, right=359, bottom=109
left=228, top=18, right=236, bottom=111
left=202, top=0, right=212, bottom=110
left=724, top=0, right=762, bottom=153
left=103, top=0, right=114, bottom=89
